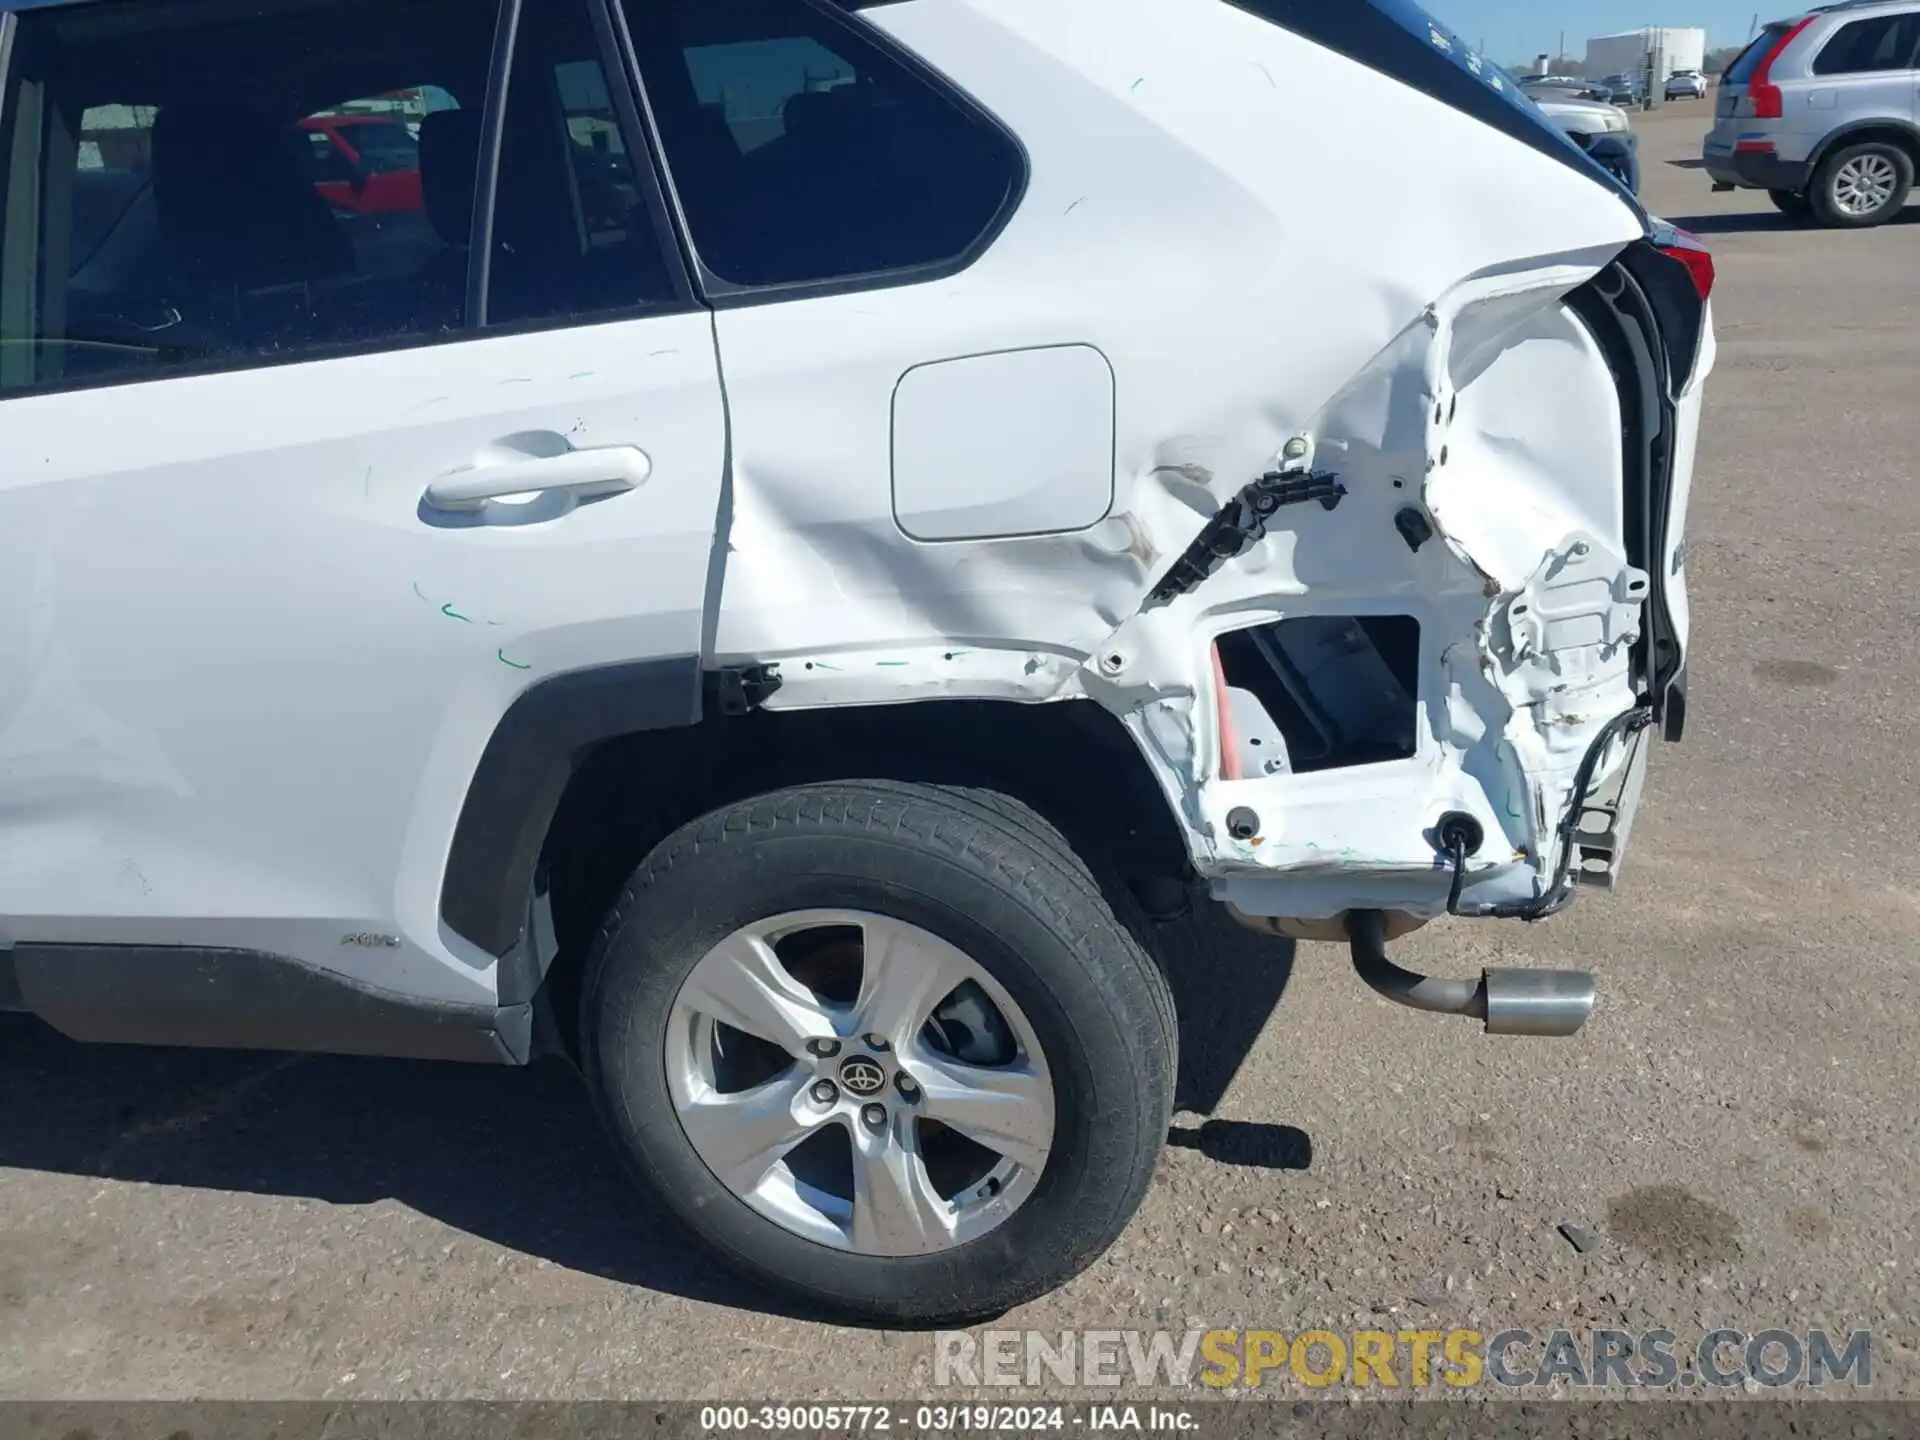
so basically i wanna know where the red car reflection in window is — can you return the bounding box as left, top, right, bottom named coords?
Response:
left=298, top=115, right=424, bottom=215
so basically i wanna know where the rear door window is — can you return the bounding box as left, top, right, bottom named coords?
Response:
left=0, top=0, right=493, bottom=394
left=481, top=0, right=684, bottom=326
left=0, top=0, right=686, bottom=396
left=1811, top=14, right=1920, bottom=75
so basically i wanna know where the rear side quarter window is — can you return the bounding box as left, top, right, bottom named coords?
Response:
left=1811, top=14, right=1920, bottom=76
left=622, top=0, right=1025, bottom=294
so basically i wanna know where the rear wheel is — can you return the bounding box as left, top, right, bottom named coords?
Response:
left=1768, top=189, right=1812, bottom=220
left=1810, top=142, right=1913, bottom=228
left=580, top=780, right=1177, bottom=1323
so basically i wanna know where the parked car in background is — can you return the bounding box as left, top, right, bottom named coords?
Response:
left=299, top=113, right=424, bottom=215
left=1598, top=72, right=1645, bottom=103
left=1523, top=74, right=1611, bottom=100
left=1523, top=83, right=1643, bottom=193
left=1705, top=0, right=1920, bottom=226
left=1666, top=68, right=1709, bottom=98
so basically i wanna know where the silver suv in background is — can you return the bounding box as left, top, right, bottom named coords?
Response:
left=1706, top=1, right=1920, bottom=225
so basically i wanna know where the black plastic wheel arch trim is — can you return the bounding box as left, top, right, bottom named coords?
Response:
left=10, top=944, right=530, bottom=1063
left=440, top=656, right=703, bottom=967
left=1806, top=120, right=1920, bottom=176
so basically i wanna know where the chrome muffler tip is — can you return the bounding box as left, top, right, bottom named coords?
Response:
left=1480, top=967, right=1596, bottom=1037
left=1345, top=911, right=1596, bottom=1038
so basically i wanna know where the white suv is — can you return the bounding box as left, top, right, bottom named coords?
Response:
left=0, top=0, right=1715, bottom=1322
left=1706, top=1, right=1920, bottom=225
left=1666, top=68, right=1709, bottom=99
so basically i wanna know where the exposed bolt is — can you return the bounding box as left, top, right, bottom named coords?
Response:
left=896, top=1073, right=920, bottom=1101
left=810, top=1079, right=838, bottom=1104
left=863, top=1033, right=890, bottom=1052
left=861, top=1103, right=888, bottom=1132
left=806, top=1037, right=840, bottom=1058
left=1282, top=437, right=1310, bottom=461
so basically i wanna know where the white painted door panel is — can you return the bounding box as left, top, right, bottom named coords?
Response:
left=0, top=314, right=724, bottom=1001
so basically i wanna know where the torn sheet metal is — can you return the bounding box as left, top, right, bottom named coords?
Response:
left=743, top=263, right=1662, bottom=923
left=1058, top=266, right=1658, bottom=921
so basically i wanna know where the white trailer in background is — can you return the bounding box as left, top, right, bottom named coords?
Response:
left=1585, top=27, right=1708, bottom=84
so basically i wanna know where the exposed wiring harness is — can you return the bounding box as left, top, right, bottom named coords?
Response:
left=1444, top=704, right=1655, bottom=922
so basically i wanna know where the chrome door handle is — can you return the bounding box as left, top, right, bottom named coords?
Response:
left=423, top=445, right=651, bottom=512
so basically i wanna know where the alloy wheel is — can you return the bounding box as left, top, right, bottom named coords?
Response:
left=664, top=910, right=1055, bottom=1256
left=1833, top=153, right=1900, bottom=217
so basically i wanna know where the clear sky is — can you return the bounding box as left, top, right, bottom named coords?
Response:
left=1426, top=1, right=1778, bottom=62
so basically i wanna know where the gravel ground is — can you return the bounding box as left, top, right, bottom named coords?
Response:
left=3, top=105, right=1918, bottom=1403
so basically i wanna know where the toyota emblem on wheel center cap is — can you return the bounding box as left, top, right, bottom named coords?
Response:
left=838, top=1056, right=887, bottom=1097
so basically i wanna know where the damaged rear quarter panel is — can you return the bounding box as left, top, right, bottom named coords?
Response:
left=707, top=0, right=1653, bottom=920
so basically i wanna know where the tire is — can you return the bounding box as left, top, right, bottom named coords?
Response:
left=579, top=780, right=1177, bottom=1324
left=1768, top=189, right=1813, bottom=220
left=1810, top=141, right=1914, bottom=228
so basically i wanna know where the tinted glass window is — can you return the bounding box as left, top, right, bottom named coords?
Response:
left=483, top=0, right=682, bottom=325
left=345, top=120, right=422, bottom=174
left=1812, top=15, right=1920, bottom=75
left=1724, top=26, right=1789, bottom=84
left=0, top=0, right=492, bottom=395
left=0, top=0, right=677, bottom=395
left=625, top=0, right=1022, bottom=289
left=72, top=105, right=152, bottom=265
left=303, top=128, right=359, bottom=186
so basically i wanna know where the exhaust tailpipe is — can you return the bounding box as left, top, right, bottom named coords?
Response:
left=1346, top=910, right=1596, bottom=1037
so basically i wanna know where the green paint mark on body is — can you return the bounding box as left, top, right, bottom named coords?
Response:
left=497, top=650, right=531, bottom=670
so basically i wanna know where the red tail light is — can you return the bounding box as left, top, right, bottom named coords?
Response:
left=1750, top=16, right=1815, bottom=118
left=1661, top=236, right=1716, bottom=302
